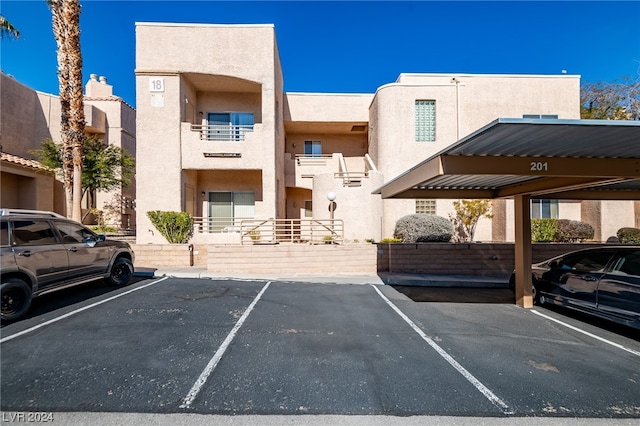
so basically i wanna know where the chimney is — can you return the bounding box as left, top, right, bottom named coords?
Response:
left=85, top=74, right=113, bottom=97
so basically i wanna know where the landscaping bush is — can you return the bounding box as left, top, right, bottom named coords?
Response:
left=146, top=211, right=194, bottom=244
left=393, top=214, right=453, bottom=243
left=379, top=237, right=402, bottom=243
left=617, top=227, right=640, bottom=243
left=531, top=218, right=557, bottom=242
left=553, top=219, right=594, bottom=242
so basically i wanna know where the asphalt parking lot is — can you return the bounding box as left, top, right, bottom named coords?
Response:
left=1, top=276, right=639, bottom=424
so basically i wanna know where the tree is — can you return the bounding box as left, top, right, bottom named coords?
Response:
left=31, top=137, right=135, bottom=223
left=47, top=0, right=85, bottom=221
left=0, top=15, right=20, bottom=39
left=581, top=74, right=640, bottom=120
left=450, top=199, right=493, bottom=242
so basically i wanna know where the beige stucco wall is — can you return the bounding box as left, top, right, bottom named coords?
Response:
left=1, top=75, right=56, bottom=158
left=370, top=73, right=582, bottom=240
left=1, top=73, right=134, bottom=222
left=135, top=23, right=282, bottom=243
left=133, top=23, right=636, bottom=246
left=0, top=165, right=56, bottom=211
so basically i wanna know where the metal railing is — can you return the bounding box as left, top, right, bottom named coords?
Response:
left=295, top=154, right=333, bottom=166
left=192, top=217, right=344, bottom=245
left=334, top=171, right=369, bottom=187
left=193, top=216, right=254, bottom=233
left=190, top=124, right=254, bottom=142
left=239, top=219, right=344, bottom=245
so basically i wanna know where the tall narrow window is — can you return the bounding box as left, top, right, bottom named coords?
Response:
left=208, top=191, right=255, bottom=231
left=415, top=100, right=436, bottom=142
left=304, top=140, right=322, bottom=157
left=207, top=112, right=254, bottom=141
left=531, top=200, right=558, bottom=219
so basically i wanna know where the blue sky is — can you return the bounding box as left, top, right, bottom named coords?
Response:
left=2, top=1, right=639, bottom=107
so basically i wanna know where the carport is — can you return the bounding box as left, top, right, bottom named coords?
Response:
left=374, top=118, right=640, bottom=308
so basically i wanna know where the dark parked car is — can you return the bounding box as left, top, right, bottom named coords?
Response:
left=1, top=209, right=135, bottom=321
left=510, top=246, right=640, bottom=330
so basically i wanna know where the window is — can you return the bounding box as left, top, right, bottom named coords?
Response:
left=557, top=251, right=615, bottom=273
left=304, top=141, right=322, bottom=157
left=12, top=220, right=57, bottom=246
left=415, top=199, right=436, bottom=215
left=415, top=100, right=436, bottom=142
left=207, top=112, right=254, bottom=141
left=531, top=200, right=558, bottom=219
left=54, top=221, right=96, bottom=244
left=0, top=221, right=8, bottom=246
left=304, top=200, right=313, bottom=218
left=611, top=251, right=640, bottom=276
left=208, top=191, right=255, bottom=231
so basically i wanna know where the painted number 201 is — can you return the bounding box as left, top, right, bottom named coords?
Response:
left=530, top=161, right=548, bottom=171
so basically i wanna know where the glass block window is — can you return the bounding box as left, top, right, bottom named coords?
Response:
left=415, top=100, right=436, bottom=142
left=415, top=199, right=436, bottom=215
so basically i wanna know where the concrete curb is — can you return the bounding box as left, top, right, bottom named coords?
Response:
left=134, top=267, right=509, bottom=288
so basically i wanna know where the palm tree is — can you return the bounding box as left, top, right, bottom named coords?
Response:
left=47, top=0, right=85, bottom=221
left=0, top=15, right=20, bottom=39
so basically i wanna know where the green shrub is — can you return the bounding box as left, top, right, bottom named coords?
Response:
left=393, top=214, right=453, bottom=243
left=554, top=219, right=594, bottom=242
left=146, top=211, right=194, bottom=244
left=531, top=218, right=557, bottom=242
left=380, top=237, right=402, bottom=243
left=91, top=225, right=118, bottom=234
left=617, top=227, right=640, bottom=243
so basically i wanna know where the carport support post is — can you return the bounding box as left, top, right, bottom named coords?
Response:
left=514, top=195, right=533, bottom=308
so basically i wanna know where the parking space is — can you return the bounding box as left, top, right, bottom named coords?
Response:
left=1, top=277, right=639, bottom=419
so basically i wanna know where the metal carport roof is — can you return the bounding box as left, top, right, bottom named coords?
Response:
left=374, top=118, right=640, bottom=309
left=374, top=118, right=640, bottom=201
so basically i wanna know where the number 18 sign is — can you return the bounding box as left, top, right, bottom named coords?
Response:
left=149, top=78, right=165, bottom=92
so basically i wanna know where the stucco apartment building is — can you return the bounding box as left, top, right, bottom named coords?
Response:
left=135, top=22, right=637, bottom=245
left=0, top=73, right=136, bottom=228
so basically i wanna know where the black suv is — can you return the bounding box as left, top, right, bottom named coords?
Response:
left=1, top=209, right=135, bottom=321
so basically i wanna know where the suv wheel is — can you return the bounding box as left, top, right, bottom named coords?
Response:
left=107, top=258, right=134, bottom=286
left=1, top=279, right=32, bottom=321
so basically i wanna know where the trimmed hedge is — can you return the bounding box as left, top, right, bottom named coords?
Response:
left=531, top=218, right=594, bottom=242
left=554, top=219, right=594, bottom=243
left=531, top=219, right=557, bottom=242
left=617, top=227, right=640, bottom=243
left=393, top=214, right=453, bottom=243
left=146, top=211, right=194, bottom=244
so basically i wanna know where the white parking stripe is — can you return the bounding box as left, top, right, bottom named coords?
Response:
left=180, top=281, right=272, bottom=409
left=0, top=276, right=170, bottom=344
left=371, top=285, right=513, bottom=415
left=531, top=309, right=640, bottom=357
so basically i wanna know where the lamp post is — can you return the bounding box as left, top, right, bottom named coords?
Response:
left=327, top=191, right=336, bottom=236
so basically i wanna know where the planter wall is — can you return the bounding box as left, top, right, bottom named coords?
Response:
left=376, top=242, right=611, bottom=276
left=132, top=244, right=208, bottom=267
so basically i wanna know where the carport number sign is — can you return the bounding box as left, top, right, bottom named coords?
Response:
left=530, top=161, right=549, bottom=172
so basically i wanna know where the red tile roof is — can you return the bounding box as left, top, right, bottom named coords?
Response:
left=1, top=152, right=53, bottom=171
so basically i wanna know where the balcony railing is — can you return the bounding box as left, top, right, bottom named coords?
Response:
left=334, top=171, right=369, bottom=187
left=192, top=217, right=344, bottom=245
left=190, top=124, right=254, bottom=142
left=295, top=154, right=333, bottom=166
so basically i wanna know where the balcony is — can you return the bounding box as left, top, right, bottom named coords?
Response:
left=181, top=122, right=264, bottom=169
left=190, top=124, right=254, bottom=142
